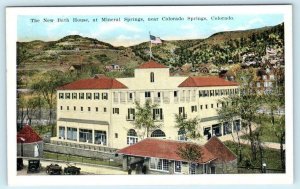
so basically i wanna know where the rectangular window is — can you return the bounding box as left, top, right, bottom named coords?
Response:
left=67, top=106, right=69, bottom=110
left=145, top=91, right=151, bottom=98
left=102, top=93, right=108, bottom=100
left=95, top=107, right=99, bottom=112
left=81, top=107, right=83, bottom=111
left=88, top=107, right=91, bottom=111
left=59, top=93, right=64, bottom=99
left=210, top=90, right=214, bottom=97
left=67, top=127, right=77, bottom=141
left=205, top=104, right=208, bottom=109
left=200, top=105, right=203, bottom=110
left=149, top=158, right=169, bottom=172
left=60, top=106, right=63, bottom=110
left=79, top=93, right=84, bottom=99
left=115, top=133, right=118, bottom=138
left=86, top=93, right=92, bottom=100
left=174, top=161, right=182, bottom=173
left=153, top=108, right=163, bottom=121
left=191, top=105, right=197, bottom=112
left=94, top=130, right=107, bottom=145
left=94, top=93, right=100, bottom=100
left=72, top=93, right=77, bottom=99
left=104, top=107, right=107, bottom=112
left=74, top=106, right=76, bottom=111
left=59, top=126, right=65, bottom=139
left=174, top=91, right=178, bottom=97
left=79, top=129, right=92, bottom=143
left=211, top=104, right=214, bottom=108
left=65, top=93, right=70, bottom=99
left=129, top=93, right=133, bottom=100
left=113, top=108, right=119, bottom=114
left=127, top=108, right=135, bottom=120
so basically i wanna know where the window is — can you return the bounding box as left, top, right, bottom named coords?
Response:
left=150, top=72, right=155, bottom=82
left=205, top=104, right=208, bottom=109
left=189, top=163, right=196, bottom=174
left=211, top=104, right=214, bottom=108
left=191, top=105, right=197, bottom=112
left=72, top=93, right=77, bottom=99
left=95, top=107, right=99, bottom=112
left=79, top=93, right=84, bottom=99
left=94, top=93, right=100, bottom=100
left=127, top=129, right=138, bottom=145
left=104, top=107, right=107, bottom=112
left=81, top=107, right=83, bottom=111
left=59, top=126, right=65, bottom=139
left=151, top=129, right=166, bottom=137
left=178, top=127, right=186, bottom=141
left=86, top=93, right=92, bottom=100
left=210, top=90, right=214, bottom=96
left=217, top=103, right=219, bottom=108
left=113, top=108, right=119, bottom=114
left=102, top=93, right=108, bottom=100
left=145, top=91, right=151, bottom=98
left=79, top=129, right=92, bottom=143
left=59, top=93, right=64, bottom=99
left=212, top=124, right=222, bottom=136
left=174, top=91, right=178, bottom=97
left=200, top=105, right=203, bottom=110
left=223, top=122, right=232, bottom=135
left=94, top=130, right=107, bottom=145
left=67, top=106, right=69, bottom=110
left=153, top=108, right=163, bottom=121
left=233, top=120, right=241, bottom=131
left=88, top=107, right=91, bottom=111
left=60, top=106, right=63, bottom=110
left=127, top=108, right=135, bottom=120
left=67, top=127, right=77, bottom=141
left=150, top=158, right=169, bottom=172
left=65, top=93, right=70, bottom=99
left=74, top=106, right=76, bottom=111
left=128, top=93, right=133, bottom=101
left=174, top=161, right=182, bottom=173
left=115, top=133, right=118, bottom=138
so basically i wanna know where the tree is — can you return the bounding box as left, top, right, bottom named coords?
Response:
left=30, top=70, right=71, bottom=136
left=174, top=114, right=201, bottom=141
left=133, top=99, right=159, bottom=138
left=176, top=143, right=203, bottom=173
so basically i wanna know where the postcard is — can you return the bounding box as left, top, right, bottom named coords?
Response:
left=6, top=5, right=293, bottom=186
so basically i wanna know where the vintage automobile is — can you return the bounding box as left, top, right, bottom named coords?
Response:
left=17, top=158, right=23, bottom=171
left=27, top=159, right=41, bottom=173
left=46, top=164, right=62, bottom=175
left=64, top=163, right=81, bottom=175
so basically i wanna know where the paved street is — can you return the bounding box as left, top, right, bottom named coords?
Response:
left=17, top=158, right=127, bottom=175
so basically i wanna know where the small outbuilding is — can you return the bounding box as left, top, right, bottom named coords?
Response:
left=117, top=137, right=237, bottom=175
left=17, top=125, right=44, bottom=158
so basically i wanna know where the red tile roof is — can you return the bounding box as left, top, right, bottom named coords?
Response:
left=137, top=60, right=168, bottom=69
left=204, top=137, right=237, bottom=162
left=117, top=137, right=236, bottom=163
left=57, top=75, right=127, bottom=90
left=178, top=76, right=238, bottom=87
left=17, top=125, right=42, bottom=143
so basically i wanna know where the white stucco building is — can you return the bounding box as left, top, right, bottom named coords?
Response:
left=55, top=61, right=240, bottom=149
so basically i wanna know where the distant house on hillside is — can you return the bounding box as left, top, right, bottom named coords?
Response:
left=117, top=137, right=237, bottom=175
left=105, top=64, right=124, bottom=72
left=198, top=63, right=219, bottom=74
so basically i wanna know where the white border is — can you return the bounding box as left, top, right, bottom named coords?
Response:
left=6, top=5, right=293, bottom=186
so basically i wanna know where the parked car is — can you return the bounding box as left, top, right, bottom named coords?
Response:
left=17, top=158, right=23, bottom=171
left=27, top=159, right=41, bottom=173
left=64, top=163, right=81, bottom=175
left=46, top=164, right=62, bottom=175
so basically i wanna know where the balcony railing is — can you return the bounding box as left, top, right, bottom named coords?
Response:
left=163, top=97, right=170, bottom=104
left=154, top=97, right=161, bottom=103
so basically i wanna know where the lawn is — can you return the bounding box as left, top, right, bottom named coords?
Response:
left=224, top=141, right=284, bottom=171
left=43, top=151, right=122, bottom=167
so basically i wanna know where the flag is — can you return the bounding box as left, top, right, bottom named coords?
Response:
left=150, top=35, right=162, bottom=44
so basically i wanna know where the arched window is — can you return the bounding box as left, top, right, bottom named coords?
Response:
left=150, top=72, right=155, bottom=83
left=127, top=129, right=138, bottom=145
left=150, top=129, right=166, bottom=137
left=177, top=127, right=187, bottom=141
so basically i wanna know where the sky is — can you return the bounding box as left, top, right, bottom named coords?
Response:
left=17, top=14, right=284, bottom=47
